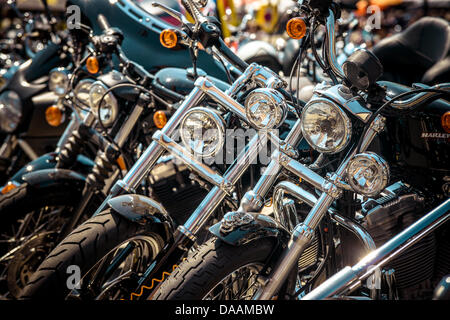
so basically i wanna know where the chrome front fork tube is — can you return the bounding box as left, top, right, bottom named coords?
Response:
left=256, top=116, right=386, bottom=299
left=180, top=132, right=262, bottom=239
left=109, top=86, right=206, bottom=196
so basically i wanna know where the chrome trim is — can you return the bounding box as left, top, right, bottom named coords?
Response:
left=183, top=133, right=261, bottom=234
left=114, top=103, right=144, bottom=148
left=302, top=198, right=450, bottom=299
left=300, top=98, right=352, bottom=154
left=314, top=84, right=372, bottom=122
left=325, top=9, right=345, bottom=79
left=179, top=107, right=226, bottom=158
left=152, top=130, right=225, bottom=188
left=388, top=83, right=450, bottom=109
left=117, top=86, right=206, bottom=192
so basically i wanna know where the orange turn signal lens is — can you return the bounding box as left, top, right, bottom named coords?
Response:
left=45, top=105, right=64, bottom=127
left=442, top=111, right=450, bottom=133
left=160, top=29, right=178, bottom=49
left=286, top=17, right=307, bottom=39
left=86, top=56, right=100, bottom=74
left=116, top=156, right=126, bottom=171
left=1, top=182, right=18, bottom=195
left=153, top=111, right=167, bottom=129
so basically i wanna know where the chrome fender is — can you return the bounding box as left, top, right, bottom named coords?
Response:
left=107, top=194, right=175, bottom=239
left=209, top=211, right=290, bottom=247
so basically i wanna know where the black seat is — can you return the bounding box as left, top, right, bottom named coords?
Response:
left=372, top=17, right=450, bottom=86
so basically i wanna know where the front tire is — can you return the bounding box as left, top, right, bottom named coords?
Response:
left=20, top=208, right=162, bottom=299
left=153, top=237, right=277, bottom=300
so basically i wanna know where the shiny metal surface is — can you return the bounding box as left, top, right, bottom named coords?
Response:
left=314, top=84, right=372, bottom=122
left=118, top=86, right=205, bottom=192
left=302, top=198, right=450, bottom=299
left=325, top=9, right=345, bottom=79
left=152, top=130, right=225, bottom=187
left=388, top=83, right=450, bottom=109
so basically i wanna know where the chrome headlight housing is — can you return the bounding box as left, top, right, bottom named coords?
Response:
left=89, top=81, right=119, bottom=127
left=244, top=88, right=288, bottom=130
left=49, top=68, right=70, bottom=96
left=346, top=152, right=390, bottom=197
left=73, top=79, right=95, bottom=108
left=180, top=107, right=226, bottom=158
left=301, top=99, right=352, bottom=154
left=0, top=91, right=22, bottom=133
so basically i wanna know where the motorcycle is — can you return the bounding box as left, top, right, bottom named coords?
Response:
left=18, top=0, right=308, bottom=300
left=151, top=0, right=450, bottom=300
left=0, top=8, right=234, bottom=298
left=0, top=0, right=233, bottom=184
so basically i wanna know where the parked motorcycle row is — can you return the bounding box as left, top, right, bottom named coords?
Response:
left=0, top=0, right=448, bottom=301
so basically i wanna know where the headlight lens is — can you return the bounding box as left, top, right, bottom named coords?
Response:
left=301, top=100, right=352, bottom=154
left=244, top=88, right=287, bottom=130
left=0, top=91, right=22, bottom=132
left=346, top=152, right=390, bottom=197
left=74, top=79, right=95, bottom=108
left=180, top=107, right=225, bottom=158
left=89, top=81, right=119, bottom=127
left=49, top=68, right=70, bottom=96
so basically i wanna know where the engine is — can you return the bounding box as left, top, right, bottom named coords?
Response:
left=361, top=181, right=449, bottom=299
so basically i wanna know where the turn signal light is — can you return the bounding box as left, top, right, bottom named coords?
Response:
left=116, top=156, right=126, bottom=171
left=160, top=29, right=178, bottom=49
left=442, top=111, right=450, bottom=133
left=45, top=105, right=64, bottom=127
left=153, top=111, right=168, bottom=129
left=86, top=56, right=100, bottom=74
left=286, top=17, right=307, bottom=39
left=1, top=182, right=18, bottom=194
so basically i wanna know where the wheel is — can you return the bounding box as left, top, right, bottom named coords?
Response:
left=153, top=237, right=278, bottom=300
left=20, top=208, right=165, bottom=300
left=0, top=182, right=84, bottom=299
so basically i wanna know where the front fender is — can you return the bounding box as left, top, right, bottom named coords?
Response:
left=8, top=152, right=94, bottom=185
left=108, top=194, right=175, bottom=241
left=21, top=168, right=87, bottom=191
left=209, top=212, right=290, bottom=247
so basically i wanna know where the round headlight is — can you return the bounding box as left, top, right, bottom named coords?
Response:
left=49, top=68, right=70, bottom=96
left=0, top=91, right=22, bottom=133
left=346, top=152, right=390, bottom=197
left=244, top=88, right=287, bottom=130
left=89, top=81, right=119, bottom=127
left=301, top=100, right=352, bottom=154
left=74, top=79, right=95, bottom=108
left=180, top=107, right=225, bottom=158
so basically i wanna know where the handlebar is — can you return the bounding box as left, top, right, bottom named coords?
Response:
left=388, top=83, right=450, bottom=110
left=97, top=14, right=111, bottom=32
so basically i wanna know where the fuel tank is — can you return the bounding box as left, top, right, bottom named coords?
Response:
left=69, top=0, right=228, bottom=81
left=373, top=81, right=450, bottom=198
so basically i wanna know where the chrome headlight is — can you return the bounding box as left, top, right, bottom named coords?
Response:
left=180, top=107, right=225, bottom=158
left=301, top=99, right=352, bottom=154
left=244, top=88, right=287, bottom=130
left=49, top=68, right=70, bottom=96
left=0, top=91, right=22, bottom=132
left=89, top=81, right=119, bottom=127
left=73, top=79, right=95, bottom=108
left=346, top=152, right=390, bottom=197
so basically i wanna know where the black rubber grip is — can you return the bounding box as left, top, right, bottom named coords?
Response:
left=216, top=38, right=248, bottom=73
